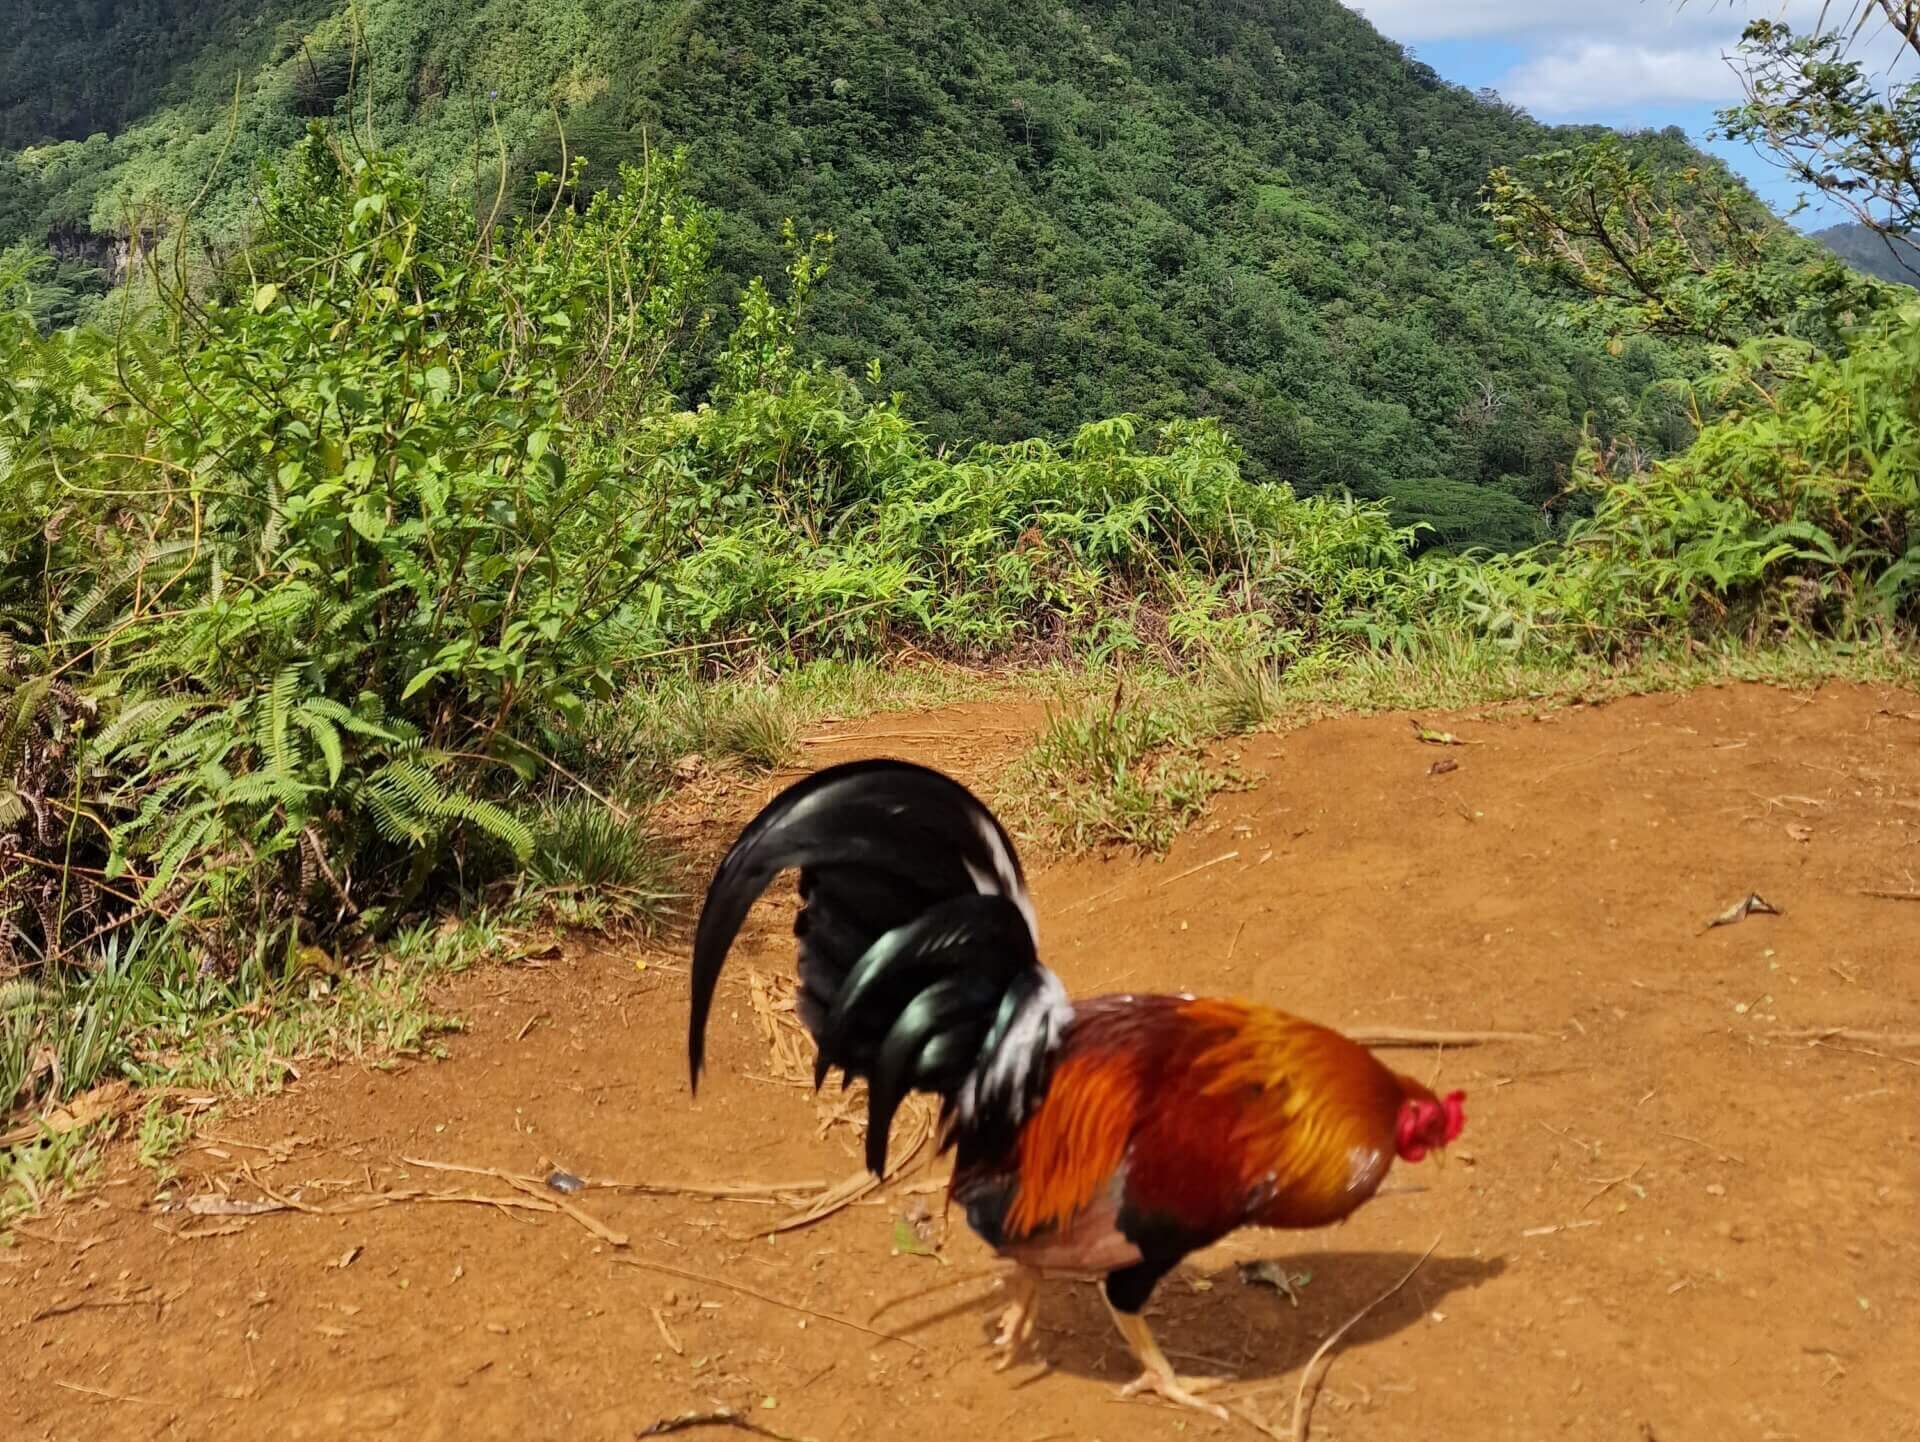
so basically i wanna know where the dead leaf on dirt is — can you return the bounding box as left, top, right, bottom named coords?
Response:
left=749, top=970, right=818, bottom=1088
left=0, top=1078, right=198, bottom=1146
left=1428, top=758, right=1460, bottom=776
left=1786, top=824, right=1814, bottom=844
left=330, top=1245, right=362, bottom=1270
left=1238, top=1258, right=1311, bottom=1307
left=651, top=1304, right=685, bottom=1355
left=1706, top=893, right=1782, bottom=930
left=1410, top=719, right=1480, bottom=747
left=196, top=1132, right=313, bottom=1163
left=39, top=1080, right=134, bottom=1134
left=184, top=1196, right=288, bottom=1217
left=638, top=1409, right=814, bottom=1442
left=173, top=1221, right=250, bottom=1240
left=889, top=1215, right=938, bottom=1260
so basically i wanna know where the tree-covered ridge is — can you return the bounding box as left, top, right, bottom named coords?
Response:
left=2, top=0, right=1726, bottom=550
left=0, top=0, right=333, bottom=149
left=1813, top=222, right=1918, bottom=287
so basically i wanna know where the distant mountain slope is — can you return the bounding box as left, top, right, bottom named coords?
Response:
left=1812, top=221, right=1918, bottom=287
left=2, top=0, right=1725, bottom=547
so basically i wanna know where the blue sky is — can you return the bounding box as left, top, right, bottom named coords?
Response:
left=1342, top=1, right=1857, bottom=229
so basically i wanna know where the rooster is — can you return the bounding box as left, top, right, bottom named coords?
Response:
left=689, top=759, right=1464, bottom=1419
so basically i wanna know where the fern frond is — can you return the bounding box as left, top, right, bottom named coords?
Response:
left=267, top=664, right=301, bottom=774
left=90, top=696, right=196, bottom=760
left=0, top=677, right=48, bottom=775
left=359, top=774, right=433, bottom=847
left=298, top=697, right=401, bottom=742
left=142, top=814, right=216, bottom=902
left=446, top=795, right=534, bottom=861
left=368, top=754, right=444, bottom=813
left=221, top=772, right=312, bottom=808
left=58, top=537, right=202, bottom=639
left=294, top=708, right=345, bottom=786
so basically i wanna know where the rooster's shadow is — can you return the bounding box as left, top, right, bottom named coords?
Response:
left=985, top=1248, right=1506, bottom=1388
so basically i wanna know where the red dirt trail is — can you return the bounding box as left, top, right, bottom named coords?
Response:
left=4, top=681, right=1918, bottom=1442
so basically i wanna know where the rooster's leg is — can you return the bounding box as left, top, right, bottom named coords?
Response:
left=1104, top=1298, right=1231, bottom=1422
left=992, top=1264, right=1042, bottom=1370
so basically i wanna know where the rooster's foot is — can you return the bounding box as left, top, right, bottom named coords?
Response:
left=992, top=1266, right=1042, bottom=1372
left=1105, top=1299, right=1232, bottom=1421
left=1117, top=1367, right=1232, bottom=1421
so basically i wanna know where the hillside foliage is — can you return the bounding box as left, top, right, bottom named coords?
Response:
left=0, top=130, right=1429, bottom=989
left=0, top=0, right=1740, bottom=551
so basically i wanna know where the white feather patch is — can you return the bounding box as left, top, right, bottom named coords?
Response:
left=956, top=966, right=1072, bottom=1124
left=969, top=812, right=1039, bottom=946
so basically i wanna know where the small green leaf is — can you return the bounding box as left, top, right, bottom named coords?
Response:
left=890, top=1217, right=936, bottom=1258
left=400, top=666, right=443, bottom=701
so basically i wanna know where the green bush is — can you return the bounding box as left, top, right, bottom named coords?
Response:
left=1446, top=305, right=1920, bottom=653
left=1, top=128, right=716, bottom=968
left=637, top=394, right=1421, bottom=665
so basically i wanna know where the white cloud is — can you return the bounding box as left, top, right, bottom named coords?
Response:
left=1503, top=41, right=1746, bottom=115
left=1343, top=0, right=1722, bottom=44
left=1342, top=1, right=1905, bottom=119
left=1342, top=0, right=1904, bottom=223
left=1343, top=1, right=1841, bottom=45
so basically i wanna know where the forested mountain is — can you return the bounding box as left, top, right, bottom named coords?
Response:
left=3, top=0, right=1731, bottom=547
left=1813, top=222, right=1918, bottom=288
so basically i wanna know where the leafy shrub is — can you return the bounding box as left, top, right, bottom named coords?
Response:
left=1003, top=682, right=1242, bottom=853
left=2, top=128, right=716, bottom=969
left=1446, top=304, right=1920, bottom=652
left=638, top=395, right=1423, bottom=666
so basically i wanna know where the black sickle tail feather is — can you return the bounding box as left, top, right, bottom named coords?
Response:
left=689, top=759, right=1058, bottom=1174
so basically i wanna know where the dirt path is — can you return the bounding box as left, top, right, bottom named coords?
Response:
left=5, top=682, right=1919, bottom=1441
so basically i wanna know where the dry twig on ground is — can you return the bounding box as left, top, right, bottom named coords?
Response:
left=637, top=1409, right=818, bottom=1442
left=1286, top=1236, right=1441, bottom=1442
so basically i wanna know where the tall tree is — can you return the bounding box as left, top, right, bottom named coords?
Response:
left=1708, top=0, right=1920, bottom=280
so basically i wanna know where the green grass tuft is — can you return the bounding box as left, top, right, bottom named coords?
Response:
left=704, top=687, right=800, bottom=773
left=526, top=799, right=681, bottom=932
left=1002, top=681, right=1243, bottom=854
left=1205, top=650, right=1289, bottom=735
left=1, top=1123, right=109, bottom=1229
